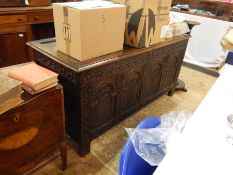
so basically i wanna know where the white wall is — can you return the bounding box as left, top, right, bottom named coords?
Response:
left=171, top=11, right=233, bottom=67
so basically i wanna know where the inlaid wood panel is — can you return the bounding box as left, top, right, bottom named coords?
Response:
left=0, top=85, right=67, bottom=175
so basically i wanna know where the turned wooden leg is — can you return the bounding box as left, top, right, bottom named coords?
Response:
left=61, top=141, right=67, bottom=171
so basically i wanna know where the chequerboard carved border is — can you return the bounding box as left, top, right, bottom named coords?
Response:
left=35, top=52, right=78, bottom=84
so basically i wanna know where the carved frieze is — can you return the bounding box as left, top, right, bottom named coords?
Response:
left=35, top=52, right=78, bottom=84
left=80, top=39, right=188, bottom=84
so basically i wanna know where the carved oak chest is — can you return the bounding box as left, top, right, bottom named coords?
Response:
left=0, top=85, right=67, bottom=175
left=28, top=35, right=190, bottom=156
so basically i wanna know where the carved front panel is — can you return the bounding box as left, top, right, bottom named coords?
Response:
left=159, top=42, right=188, bottom=91
left=159, top=54, right=179, bottom=90
left=90, top=78, right=118, bottom=134
left=141, top=57, right=164, bottom=100
left=35, top=51, right=78, bottom=84
left=148, top=63, right=163, bottom=94
left=121, top=67, right=144, bottom=114
left=80, top=53, right=147, bottom=139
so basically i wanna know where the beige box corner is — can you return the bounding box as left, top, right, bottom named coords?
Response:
left=53, top=1, right=126, bottom=61
left=112, top=0, right=172, bottom=48
left=221, top=28, right=233, bottom=51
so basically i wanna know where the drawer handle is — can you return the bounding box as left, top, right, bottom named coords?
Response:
left=14, top=114, right=20, bottom=122
left=17, top=18, right=23, bottom=22
left=34, top=16, right=39, bottom=21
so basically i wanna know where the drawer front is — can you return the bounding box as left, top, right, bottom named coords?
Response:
left=0, top=15, right=27, bottom=25
left=0, top=32, right=29, bottom=68
left=0, top=89, right=65, bottom=175
left=28, top=0, right=51, bottom=6
left=28, top=12, right=53, bottom=23
left=0, top=0, right=25, bottom=7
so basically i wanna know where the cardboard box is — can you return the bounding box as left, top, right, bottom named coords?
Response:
left=224, top=28, right=233, bottom=45
left=221, top=28, right=233, bottom=51
left=163, top=22, right=190, bottom=38
left=112, top=0, right=172, bottom=48
left=0, top=0, right=53, bottom=7
left=53, top=1, right=126, bottom=61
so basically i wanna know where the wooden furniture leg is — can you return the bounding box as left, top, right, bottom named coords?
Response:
left=79, top=138, right=91, bottom=157
left=61, top=141, right=67, bottom=171
left=168, top=86, right=176, bottom=96
left=175, top=80, right=187, bottom=92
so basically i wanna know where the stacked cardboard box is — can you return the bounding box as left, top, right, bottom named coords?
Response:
left=0, top=0, right=52, bottom=7
left=53, top=1, right=126, bottom=61
left=112, top=0, right=173, bottom=48
left=221, top=27, right=233, bottom=51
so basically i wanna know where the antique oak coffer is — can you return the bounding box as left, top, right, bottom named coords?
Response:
left=28, top=35, right=190, bottom=156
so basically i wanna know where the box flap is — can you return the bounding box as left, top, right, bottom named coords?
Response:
left=54, top=0, right=125, bottom=10
left=224, top=28, right=233, bottom=45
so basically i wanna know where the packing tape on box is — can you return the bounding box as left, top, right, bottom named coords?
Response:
left=157, top=0, right=161, bottom=20
left=63, top=6, right=71, bottom=55
left=157, top=0, right=169, bottom=20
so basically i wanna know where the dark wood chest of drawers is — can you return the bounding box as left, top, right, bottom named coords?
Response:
left=0, top=6, right=55, bottom=68
left=28, top=35, right=190, bottom=156
left=0, top=85, right=67, bottom=175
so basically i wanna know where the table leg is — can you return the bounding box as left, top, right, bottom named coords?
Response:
left=61, top=141, right=67, bottom=171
